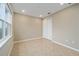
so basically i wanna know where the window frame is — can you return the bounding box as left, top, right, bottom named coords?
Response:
left=0, top=3, right=12, bottom=48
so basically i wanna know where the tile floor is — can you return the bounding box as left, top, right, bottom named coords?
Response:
left=11, top=38, right=79, bottom=56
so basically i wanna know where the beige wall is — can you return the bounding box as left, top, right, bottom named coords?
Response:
left=14, top=13, right=42, bottom=41
left=43, top=4, right=79, bottom=50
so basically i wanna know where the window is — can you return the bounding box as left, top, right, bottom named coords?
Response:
left=5, top=23, right=8, bottom=36
left=0, top=3, right=12, bottom=47
left=5, top=4, right=12, bottom=37
left=0, top=20, right=3, bottom=39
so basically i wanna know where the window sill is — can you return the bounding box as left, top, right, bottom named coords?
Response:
left=0, top=35, right=12, bottom=48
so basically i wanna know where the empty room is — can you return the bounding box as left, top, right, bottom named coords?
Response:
left=0, top=3, right=79, bottom=56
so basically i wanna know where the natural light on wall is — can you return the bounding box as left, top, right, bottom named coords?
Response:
left=0, top=3, right=12, bottom=48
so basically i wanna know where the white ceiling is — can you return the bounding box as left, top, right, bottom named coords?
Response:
left=12, top=3, right=74, bottom=18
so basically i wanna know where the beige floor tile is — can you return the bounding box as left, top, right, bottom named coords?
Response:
left=11, top=39, right=79, bottom=56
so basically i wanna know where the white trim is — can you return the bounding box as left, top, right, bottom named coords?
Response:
left=0, top=35, right=12, bottom=48
left=14, top=37, right=42, bottom=44
left=43, top=37, right=79, bottom=53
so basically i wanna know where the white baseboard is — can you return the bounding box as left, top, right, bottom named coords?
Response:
left=14, top=37, right=42, bottom=44
left=43, top=37, right=79, bottom=53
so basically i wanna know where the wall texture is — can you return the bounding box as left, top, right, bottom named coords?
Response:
left=14, top=13, right=42, bottom=41
left=43, top=4, right=79, bottom=51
